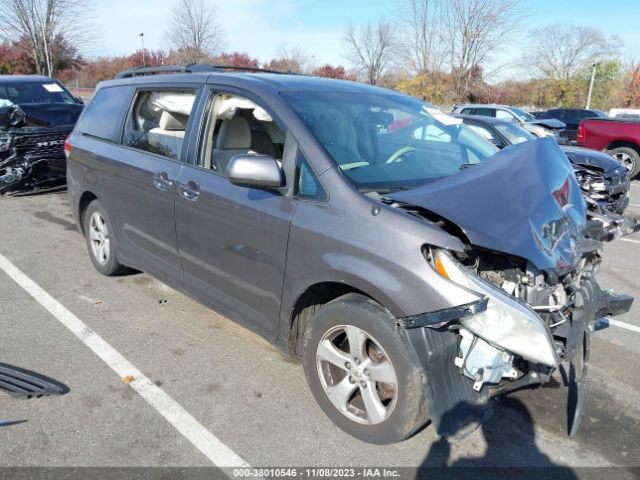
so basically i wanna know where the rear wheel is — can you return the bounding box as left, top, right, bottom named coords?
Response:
left=302, top=294, right=428, bottom=444
left=607, top=146, right=640, bottom=178
left=83, top=200, right=126, bottom=276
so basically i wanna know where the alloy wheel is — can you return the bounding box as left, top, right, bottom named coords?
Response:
left=316, top=325, right=398, bottom=425
left=89, top=211, right=110, bottom=265
left=613, top=151, right=634, bottom=171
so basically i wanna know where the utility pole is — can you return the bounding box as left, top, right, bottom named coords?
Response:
left=586, top=62, right=597, bottom=109
left=139, top=33, right=146, bottom=67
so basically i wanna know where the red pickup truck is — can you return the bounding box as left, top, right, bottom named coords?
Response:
left=577, top=118, right=640, bottom=178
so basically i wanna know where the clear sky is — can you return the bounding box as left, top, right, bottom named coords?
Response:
left=91, top=0, right=640, bottom=80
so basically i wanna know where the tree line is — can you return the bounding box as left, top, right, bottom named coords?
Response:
left=1, top=0, right=638, bottom=110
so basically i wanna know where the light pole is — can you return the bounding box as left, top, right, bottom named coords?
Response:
left=586, top=62, right=597, bottom=109
left=42, top=21, right=52, bottom=77
left=138, top=33, right=145, bottom=67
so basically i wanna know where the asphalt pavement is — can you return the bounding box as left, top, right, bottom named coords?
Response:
left=0, top=182, right=639, bottom=477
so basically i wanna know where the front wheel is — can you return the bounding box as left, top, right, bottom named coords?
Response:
left=302, top=294, right=428, bottom=444
left=607, top=146, right=640, bottom=178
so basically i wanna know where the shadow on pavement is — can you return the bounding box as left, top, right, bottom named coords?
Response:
left=417, top=397, right=579, bottom=479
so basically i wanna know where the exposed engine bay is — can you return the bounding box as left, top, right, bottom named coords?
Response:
left=383, top=138, right=635, bottom=438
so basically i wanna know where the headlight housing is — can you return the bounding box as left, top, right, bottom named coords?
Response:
left=432, top=249, right=559, bottom=368
left=0, top=135, right=11, bottom=152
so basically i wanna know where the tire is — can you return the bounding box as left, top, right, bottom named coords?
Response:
left=83, top=199, right=126, bottom=276
left=302, top=293, right=428, bottom=444
left=607, top=146, right=640, bottom=179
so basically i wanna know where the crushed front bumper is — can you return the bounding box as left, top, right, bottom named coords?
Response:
left=398, top=273, right=633, bottom=439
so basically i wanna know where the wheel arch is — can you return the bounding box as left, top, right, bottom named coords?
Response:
left=605, top=140, right=640, bottom=153
left=77, top=190, right=98, bottom=234
left=286, top=281, right=394, bottom=357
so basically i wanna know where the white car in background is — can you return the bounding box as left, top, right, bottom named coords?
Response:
left=451, top=103, right=567, bottom=142
left=608, top=108, right=640, bottom=120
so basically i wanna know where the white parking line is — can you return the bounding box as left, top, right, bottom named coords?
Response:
left=605, top=318, right=640, bottom=334
left=0, top=252, right=251, bottom=472
left=630, top=204, right=640, bottom=208
left=621, top=238, right=640, bottom=245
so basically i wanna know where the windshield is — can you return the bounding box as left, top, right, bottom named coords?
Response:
left=0, top=81, right=77, bottom=105
left=283, top=92, right=497, bottom=192
left=495, top=122, right=536, bottom=144
left=510, top=107, right=534, bottom=122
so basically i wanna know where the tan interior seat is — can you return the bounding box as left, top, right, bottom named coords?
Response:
left=148, top=111, right=188, bottom=158
left=213, top=116, right=252, bottom=173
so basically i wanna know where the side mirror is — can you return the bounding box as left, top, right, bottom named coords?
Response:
left=226, top=154, right=284, bottom=189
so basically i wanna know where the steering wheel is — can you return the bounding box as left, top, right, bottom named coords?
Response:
left=385, top=146, right=418, bottom=164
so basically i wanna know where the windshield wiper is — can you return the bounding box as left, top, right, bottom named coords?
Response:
left=458, top=163, right=478, bottom=171
left=359, top=185, right=414, bottom=194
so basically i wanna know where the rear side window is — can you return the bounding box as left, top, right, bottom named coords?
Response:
left=124, top=90, right=197, bottom=160
left=473, top=108, right=495, bottom=117
left=563, top=110, right=579, bottom=123
left=77, top=86, right=131, bottom=142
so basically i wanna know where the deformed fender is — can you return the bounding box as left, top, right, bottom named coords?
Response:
left=400, top=325, right=493, bottom=439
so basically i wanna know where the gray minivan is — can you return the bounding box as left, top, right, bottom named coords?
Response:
left=65, top=66, right=632, bottom=444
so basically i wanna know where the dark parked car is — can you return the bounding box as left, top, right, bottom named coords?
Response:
left=66, top=66, right=632, bottom=444
left=0, top=75, right=83, bottom=195
left=533, top=108, right=607, bottom=142
left=455, top=114, right=631, bottom=214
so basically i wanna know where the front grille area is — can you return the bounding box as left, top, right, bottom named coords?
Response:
left=13, top=129, right=71, bottom=158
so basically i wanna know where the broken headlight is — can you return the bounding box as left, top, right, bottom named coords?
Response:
left=432, top=249, right=559, bottom=368
left=0, top=135, right=11, bottom=152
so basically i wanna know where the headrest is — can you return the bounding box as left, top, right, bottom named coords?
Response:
left=159, top=111, right=189, bottom=131
left=217, top=116, right=251, bottom=149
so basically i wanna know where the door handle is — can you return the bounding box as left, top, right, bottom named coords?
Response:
left=179, top=181, right=200, bottom=201
left=153, top=172, right=173, bottom=192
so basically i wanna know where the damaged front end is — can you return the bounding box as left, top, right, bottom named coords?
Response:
left=564, top=146, right=632, bottom=215
left=386, top=138, right=634, bottom=439
left=0, top=104, right=77, bottom=196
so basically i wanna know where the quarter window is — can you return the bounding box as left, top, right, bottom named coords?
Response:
left=295, top=150, right=326, bottom=201
left=124, top=90, right=196, bottom=160
left=77, top=86, right=131, bottom=142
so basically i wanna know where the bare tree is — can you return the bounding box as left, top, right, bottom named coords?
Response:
left=343, top=20, right=396, bottom=85
left=274, top=45, right=314, bottom=74
left=526, top=23, right=620, bottom=80
left=0, top=0, right=92, bottom=75
left=395, top=0, right=446, bottom=75
left=442, top=0, right=522, bottom=98
left=166, top=0, right=224, bottom=64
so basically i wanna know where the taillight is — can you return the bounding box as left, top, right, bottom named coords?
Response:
left=576, top=124, right=585, bottom=144
left=64, top=139, right=71, bottom=159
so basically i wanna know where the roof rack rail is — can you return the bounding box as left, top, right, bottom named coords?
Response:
left=115, top=64, right=291, bottom=79
left=197, top=64, right=290, bottom=75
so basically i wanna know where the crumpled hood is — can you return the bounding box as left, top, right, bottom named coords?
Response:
left=528, top=118, right=566, bottom=130
left=561, top=146, right=622, bottom=174
left=388, top=138, right=587, bottom=273
left=0, top=103, right=83, bottom=129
